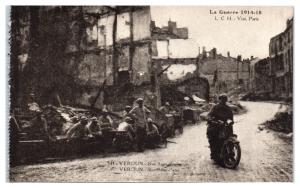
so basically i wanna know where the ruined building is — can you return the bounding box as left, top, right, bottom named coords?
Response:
left=10, top=6, right=202, bottom=111
left=153, top=47, right=251, bottom=99
left=150, top=20, right=211, bottom=102
left=248, top=17, right=293, bottom=100
left=10, top=6, right=253, bottom=112
left=10, top=6, right=155, bottom=111
left=269, top=18, right=293, bottom=99
left=249, top=57, right=273, bottom=96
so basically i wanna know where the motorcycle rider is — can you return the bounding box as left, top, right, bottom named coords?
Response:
left=207, top=94, right=233, bottom=160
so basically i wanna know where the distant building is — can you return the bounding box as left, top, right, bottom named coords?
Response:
left=249, top=58, right=272, bottom=95
left=153, top=47, right=250, bottom=98
left=198, top=48, right=250, bottom=96
left=151, top=20, right=189, bottom=40
left=249, top=57, right=261, bottom=91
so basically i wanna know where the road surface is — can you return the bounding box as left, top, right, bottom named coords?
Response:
left=9, top=102, right=293, bottom=182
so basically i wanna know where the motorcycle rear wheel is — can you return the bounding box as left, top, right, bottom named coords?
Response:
left=220, top=141, right=241, bottom=169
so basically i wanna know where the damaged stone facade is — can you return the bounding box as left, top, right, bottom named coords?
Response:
left=150, top=20, right=209, bottom=103
left=10, top=6, right=253, bottom=111
left=10, top=7, right=32, bottom=110
left=248, top=17, right=293, bottom=100
left=249, top=58, right=273, bottom=95
left=10, top=6, right=154, bottom=110
left=269, top=18, right=293, bottom=99
left=153, top=58, right=209, bottom=101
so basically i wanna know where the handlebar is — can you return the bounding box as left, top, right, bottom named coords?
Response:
left=207, top=119, right=234, bottom=126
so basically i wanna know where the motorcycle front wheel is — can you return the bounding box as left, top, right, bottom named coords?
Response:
left=220, top=141, right=241, bottom=169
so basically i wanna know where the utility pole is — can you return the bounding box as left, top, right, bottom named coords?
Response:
left=104, top=33, right=107, bottom=77
left=196, top=46, right=201, bottom=77
left=10, top=7, right=21, bottom=111
left=112, top=7, right=118, bottom=85
left=129, top=7, right=134, bottom=82
left=154, top=38, right=170, bottom=108
left=237, top=58, right=240, bottom=87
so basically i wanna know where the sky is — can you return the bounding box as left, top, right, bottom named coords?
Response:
left=151, top=6, right=293, bottom=59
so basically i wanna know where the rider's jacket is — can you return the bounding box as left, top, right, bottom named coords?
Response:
left=208, top=103, right=233, bottom=122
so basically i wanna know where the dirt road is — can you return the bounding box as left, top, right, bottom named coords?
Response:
left=9, top=102, right=293, bottom=182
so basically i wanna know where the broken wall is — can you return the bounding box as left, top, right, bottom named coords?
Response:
left=133, top=7, right=151, bottom=41
left=132, top=44, right=151, bottom=85
left=97, top=15, right=114, bottom=46
left=152, top=58, right=198, bottom=84
left=77, top=52, right=106, bottom=86
left=71, top=6, right=152, bottom=107
left=152, top=40, right=168, bottom=58
left=117, top=12, right=130, bottom=41
left=118, top=46, right=130, bottom=71
left=152, top=39, right=199, bottom=59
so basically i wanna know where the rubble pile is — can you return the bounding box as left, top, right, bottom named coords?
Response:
left=240, top=92, right=272, bottom=101
left=262, top=104, right=293, bottom=134
left=240, top=92, right=293, bottom=102
left=12, top=100, right=188, bottom=165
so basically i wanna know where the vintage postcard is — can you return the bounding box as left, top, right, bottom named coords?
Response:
left=8, top=5, right=293, bottom=182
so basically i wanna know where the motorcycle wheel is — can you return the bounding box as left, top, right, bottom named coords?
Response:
left=220, top=141, right=241, bottom=169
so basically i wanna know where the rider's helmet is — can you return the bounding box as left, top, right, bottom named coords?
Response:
left=218, top=94, right=228, bottom=103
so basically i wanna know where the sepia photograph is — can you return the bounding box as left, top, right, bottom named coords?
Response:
left=7, top=5, right=293, bottom=182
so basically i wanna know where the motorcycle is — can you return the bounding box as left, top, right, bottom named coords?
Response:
left=207, top=119, right=241, bottom=169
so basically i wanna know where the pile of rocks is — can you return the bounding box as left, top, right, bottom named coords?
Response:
left=261, top=103, right=293, bottom=134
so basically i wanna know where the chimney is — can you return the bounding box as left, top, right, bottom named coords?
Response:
left=202, top=47, right=207, bottom=59
left=151, top=20, right=156, bottom=29
left=227, top=51, right=230, bottom=58
left=237, top=55, right=242, bottom=62
left=210, top=48, right=217, bottom=59
left=168, top=20, right=177, bottom=33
